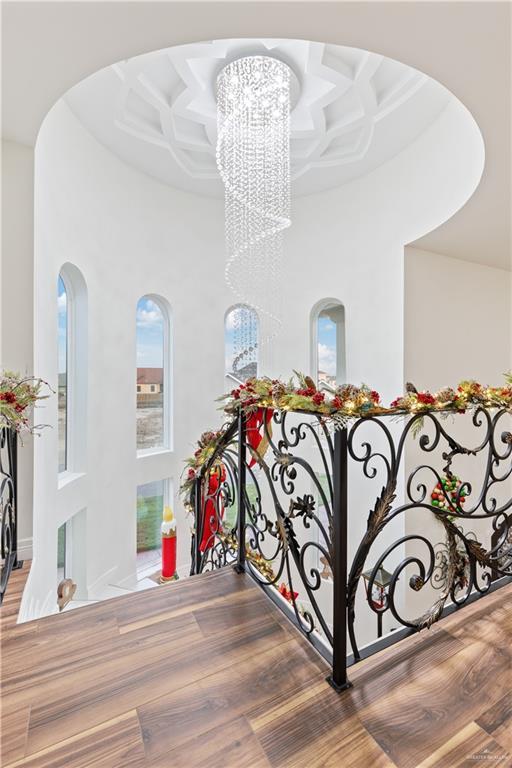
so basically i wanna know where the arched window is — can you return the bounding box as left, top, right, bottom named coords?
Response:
left=58, top=264, right=87, bottom=476
left=225, top=305, right=259, bottom=383
left=311, top=300, right=346, bottom=388
left=136, top=295, right=171, bottom=452
left=57, top=275, right=68, bottom=472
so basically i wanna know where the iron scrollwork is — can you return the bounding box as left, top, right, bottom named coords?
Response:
left=191, top=408, right=338, bottom=646
left=346, top=408, right=512, bottom=660
left=189, top=405, right=512, bottom=681
left=0, top=427, right=20, bottom=603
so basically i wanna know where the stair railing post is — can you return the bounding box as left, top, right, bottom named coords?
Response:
left=10, top=429, right=19, bottom=570
left=194, top=475, right=202, bottom=575
left=234, top=409, right=246, bottom=573
left=327, top=426, right=352, bottom=692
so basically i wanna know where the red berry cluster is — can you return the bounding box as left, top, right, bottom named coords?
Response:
left=230, top=382, right=259, bottom=407
left=0, top=390, right=25, bottom=413
left=297, top=387, right=316, bottom=397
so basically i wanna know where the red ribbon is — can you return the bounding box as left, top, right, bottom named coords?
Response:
left=199, top=464, right=226, bottom=552
left=246, top=408, right=273, bottom=467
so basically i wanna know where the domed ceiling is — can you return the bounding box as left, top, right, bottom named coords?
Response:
left=65, top=38, right=453, bottom=198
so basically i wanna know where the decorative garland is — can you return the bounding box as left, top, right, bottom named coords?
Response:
left=222, top=372, right=512, bottom=422
left=181, top=371, right=512, bottom=501
left=182, top=429, right=227, bottom=500
left=222, top=372, right=383, bottom=424
left=0, top=371, right=52, bottom=435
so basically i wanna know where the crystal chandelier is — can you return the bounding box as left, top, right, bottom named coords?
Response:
left=217, top=56, right=291, bottom=376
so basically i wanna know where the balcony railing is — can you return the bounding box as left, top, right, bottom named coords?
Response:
left=0, top=427, right=20, bottom=603
left=189, top=405, right=512, bottom=691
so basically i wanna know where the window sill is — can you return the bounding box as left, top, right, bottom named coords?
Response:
left=58, top=471, right=86, bottom=490
left=137, top=447, right=173, bottom=459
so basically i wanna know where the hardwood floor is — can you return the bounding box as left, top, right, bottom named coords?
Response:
left=1, top=561, right=31, bottom=632
left=1, top=565, right=511, bottom=767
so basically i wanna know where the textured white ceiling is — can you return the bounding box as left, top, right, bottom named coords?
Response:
left=2, top=2, right=510, bottom=268
left=64, top=39, right=452, bottom=198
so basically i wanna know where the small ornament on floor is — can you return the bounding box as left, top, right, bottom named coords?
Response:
left=57, top=578, right=76, bottom=611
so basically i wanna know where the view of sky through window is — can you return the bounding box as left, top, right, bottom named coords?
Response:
left=224, top=306, right=258, bottom=381
left=136, top=298, right=164, bottom=367
left=317, top=313, right=337, bottom=378
left=136, top=297, right=165, bottom=450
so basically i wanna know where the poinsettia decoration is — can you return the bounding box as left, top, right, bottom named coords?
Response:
left=0, top=371, right=51, bottom=435
left=278, top=582, right=299, bottom=602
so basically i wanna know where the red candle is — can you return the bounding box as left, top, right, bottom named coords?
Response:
left=160, top=506, right=177, bottom=582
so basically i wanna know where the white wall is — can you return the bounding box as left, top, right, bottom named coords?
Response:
left=21, top=88, right=485, bottom=620
left=402, top=245, right=512, bottom=622
left=405, top=246, right=511, bottom=387
left=1, top=139, right=35, bottom=561
left=24, top=100, right=229, bottom=618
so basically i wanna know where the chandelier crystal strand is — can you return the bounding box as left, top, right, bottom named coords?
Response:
left=217, top=56, right=291, bottom=377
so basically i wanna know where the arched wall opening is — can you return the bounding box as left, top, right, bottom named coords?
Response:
left=57, top=261, right=88, bottom=477
left=310, top=298, right=346, bottom=388
left=22, top=37, right=497, bottom=622
left=224, top=304, right=260, bottom=384
left=136, top=293, right=173, bottom=454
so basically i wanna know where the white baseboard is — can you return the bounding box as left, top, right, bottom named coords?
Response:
left=87, top=565, right=118, bottom=599
left=17, top=536, right=33, bottom=561
left=177, top=563, right=191, bottom=579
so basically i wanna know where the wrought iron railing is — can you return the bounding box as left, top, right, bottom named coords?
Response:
left=0, top=427, right=21, bottom=603
left=189, top=406, right=512, bottom=691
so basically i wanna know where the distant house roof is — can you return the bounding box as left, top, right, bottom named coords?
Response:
left=137, top=367, right=163, bottom=385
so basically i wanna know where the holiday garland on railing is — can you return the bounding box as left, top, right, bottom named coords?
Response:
left=181, top=371, right=512, bottom=501
left=0, top=371, right=52, bottom=435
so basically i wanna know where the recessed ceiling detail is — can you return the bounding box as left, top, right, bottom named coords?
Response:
left=65, top=39, right=452, bottom=197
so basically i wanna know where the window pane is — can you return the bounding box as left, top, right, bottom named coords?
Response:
left=225, top=306, right=258, bottom=382
left=137, top=480, right=164, bottom=576
left=58, top=276, right=68, bottom=471
left=57, top=522, right=66, bottom=584
left=317, top=309, right=337, bottom=388
left=136, top=298, right=164, bottom=450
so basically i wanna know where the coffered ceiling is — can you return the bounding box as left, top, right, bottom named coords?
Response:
left=2, top=2, right=510, bottom=269
left=64, top=38, right=452, bottom=198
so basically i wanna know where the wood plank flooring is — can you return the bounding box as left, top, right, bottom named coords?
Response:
left=1, top=561, right=31, bottom=632
left=1, top=563, right=511, bottom=767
